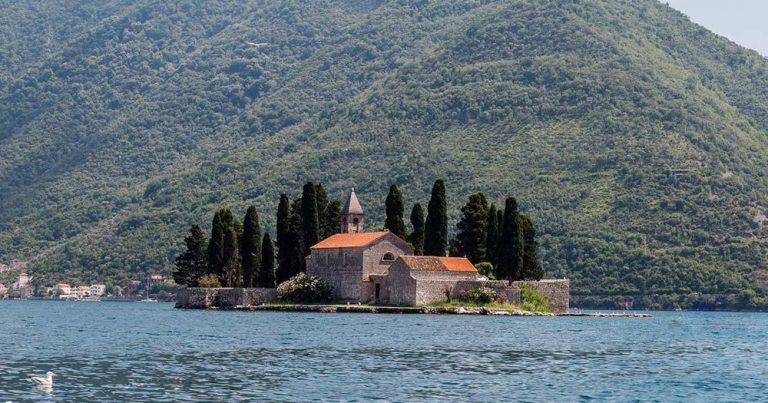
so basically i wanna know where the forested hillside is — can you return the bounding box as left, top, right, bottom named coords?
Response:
left=2, top=0, right=768, bottom=309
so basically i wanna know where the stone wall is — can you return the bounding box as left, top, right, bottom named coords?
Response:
left=512, top=279, right=570, bottom=313
left=175, top=288, right=276, bottom=309
left=452, top=281, right=521, bottom=305
left=308, top=233, right=412, bottom=302
left=307, top=247, right=365, bottom=301
left=361, top=238, right=411, bottom=280
left=371, top=259, right=417, bottom=305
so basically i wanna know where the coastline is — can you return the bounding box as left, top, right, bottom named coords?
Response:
left=176, top=303, right=651, bottom=317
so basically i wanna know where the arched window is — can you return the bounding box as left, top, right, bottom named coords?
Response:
left=353, top=217, right=359, bottom=225
left=382, top=252, right=395, bottom=261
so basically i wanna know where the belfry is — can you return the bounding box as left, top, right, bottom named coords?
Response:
left=341, top=188, right=364, bottom=233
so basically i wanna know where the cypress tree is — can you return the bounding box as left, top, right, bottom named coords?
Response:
left=409, top=203, right=425, bottom=255
left=324, top=199, right=342, bottom=237
left=424, top=179, right=448, bottom=256
left=223, top=227, right=240, bottom=287
left=498, top=198, right=523, bottom=285
left=207, top=210, right=225, bottom=279
left=521, top=215, right=544, bottom=280
left=259, top=233, right=276, bottom=287
left=288, top=198, right=305, bottom=276
left=315, top=183, right=329, bottom=238
left=485, top=204, right=499, bottom=264
left=384, top=184, right=407, bottom=238
left=173, top=224, right=208, bottom=287
left=275, top=194, right=291, bottom=284
left=301, top=182, right=320, bottom=257
left=454, top=193, right=489, bottom=264
left=240, top=206, right=262, bottom=287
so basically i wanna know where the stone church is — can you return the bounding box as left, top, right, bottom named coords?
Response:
left=306, top=189, right=569, bottom=311
left=308, top=188, right=487, bottom=305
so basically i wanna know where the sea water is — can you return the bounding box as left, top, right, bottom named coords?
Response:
left=1, top=301, right=767, bottom=401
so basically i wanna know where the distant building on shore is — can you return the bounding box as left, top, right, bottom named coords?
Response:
left=0, top=282, right=7, bottom=295
left=55, top=283, right=72, bottom=295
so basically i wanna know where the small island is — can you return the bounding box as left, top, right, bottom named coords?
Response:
left=175, top=181, right=575, bottom=315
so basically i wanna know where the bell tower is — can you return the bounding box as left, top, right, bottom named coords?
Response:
left=341, top=188, right=364, bottom=233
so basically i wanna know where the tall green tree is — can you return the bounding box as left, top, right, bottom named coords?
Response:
left=453, top=193, right=489, bottom=264
left=223, top=226, right=240, bottom=287
left=173, top=224, right=208, bottom=286
left=301, top=182, right=320, bottom=257
left=409, top=203, right=425, bottom=255
left=424, top=179, right=448, bottom=256
left=485, top=203, right=499, bottom=265
left=315, top=183, right=330, bottom=238
left=498, top=197, right=523, bottom=285
left=520, top=215, right=544, bottom=280
left=207, top=210, right=226, bottom=279
left=288, top=197, right=305, bottom=276
left=324, top=199, right=341, bottom=237
left=384, top=184, right=407, bottom=238
left=259, top=233, right=276, bottom=288
left=240, top=206, right=262, bottom=287
left=275, top=194, right=292, bottom=284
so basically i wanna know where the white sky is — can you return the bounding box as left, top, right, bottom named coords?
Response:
left=664, top=0, right=768, bottom=56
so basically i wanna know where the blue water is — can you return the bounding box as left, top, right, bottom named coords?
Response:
left=1, top=301, right=767, bottom=401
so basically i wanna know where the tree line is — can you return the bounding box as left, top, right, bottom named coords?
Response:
left=384, top=180, right=543, bottom=284
left=174, top=179, right=542, bottom=288
left=173, top=182, right=340, bottom=287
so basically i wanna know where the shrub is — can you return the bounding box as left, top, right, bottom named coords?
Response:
left=277, top=273, right=333, bottom=303
left=459, top=286, right=497, bottom=305
left=197, top=274, right=221, bottom=288
left=475, top=262, right=495, bottom=279
left=520, top=287, right=551, bottom=313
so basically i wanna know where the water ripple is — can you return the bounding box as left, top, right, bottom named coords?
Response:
left=1, top=302, right=767, bottom=401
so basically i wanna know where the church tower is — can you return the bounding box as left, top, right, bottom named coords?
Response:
left=341, top=188, right=364, bottom=233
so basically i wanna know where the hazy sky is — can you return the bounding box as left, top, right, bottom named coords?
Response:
left=665, top=0, right=768, bottom=56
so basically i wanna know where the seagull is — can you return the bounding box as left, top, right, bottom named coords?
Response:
left=29, top=371, right=55, bottom=387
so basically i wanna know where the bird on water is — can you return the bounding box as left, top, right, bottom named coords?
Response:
left=29, top=371, right=56, bottom=387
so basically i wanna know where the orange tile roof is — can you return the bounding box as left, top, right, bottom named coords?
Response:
left=311, top=231, right=390, bottom=249
left=399, top=256, right=478, bottom=272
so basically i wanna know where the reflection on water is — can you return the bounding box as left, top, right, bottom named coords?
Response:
left=1, top=301, right=767, bottom=401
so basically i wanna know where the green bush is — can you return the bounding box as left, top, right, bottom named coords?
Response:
left=277, top=273, right=333, bottom=303
left=520, top=287, right=552, bottom=313
left=459, top=286, right=497, bottom=305
left=197, top=274, right=221, bottom=288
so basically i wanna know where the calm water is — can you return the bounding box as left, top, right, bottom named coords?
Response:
left=1, top=301, right=767, bottom=402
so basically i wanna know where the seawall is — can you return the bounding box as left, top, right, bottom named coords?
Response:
left=175, top=287, right=277, bottom=309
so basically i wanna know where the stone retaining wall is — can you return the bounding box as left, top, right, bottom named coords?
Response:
left=175, top=288, right=276, bottom=309
left=452, top=281, right=521, bottom=305
left=512, top=279, right=570, bottom=313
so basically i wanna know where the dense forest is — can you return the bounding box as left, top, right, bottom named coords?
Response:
left=1, top=0, right=768, bottom=309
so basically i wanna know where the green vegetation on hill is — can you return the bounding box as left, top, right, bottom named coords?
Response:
left=1, top=0, right=768, bottom=309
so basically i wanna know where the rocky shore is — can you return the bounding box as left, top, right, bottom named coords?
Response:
left=178, top=303, right=650, bottom=317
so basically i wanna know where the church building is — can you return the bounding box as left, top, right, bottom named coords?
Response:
left=307, top=188, right=484, bottom=305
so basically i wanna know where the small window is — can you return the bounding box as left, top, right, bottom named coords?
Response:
left=382, top=252, right=395, bottom=261
left=353, top=217, right=359, bottom=225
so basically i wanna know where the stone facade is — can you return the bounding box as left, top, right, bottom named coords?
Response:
left=513, top=279, right=570, bottom=313
left=371, top=257, right=480, bottom=306
left=307, top=232, right=413, bottom=302
left=175, top=288, right=276, bottom=309
left=453, top=281, right=521, bottom=305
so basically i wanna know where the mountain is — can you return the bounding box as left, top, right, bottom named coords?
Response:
left=2, top=0, right=768, bottom=309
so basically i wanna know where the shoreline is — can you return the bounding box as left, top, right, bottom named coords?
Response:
left=177, top=303, right=651, bottom=317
